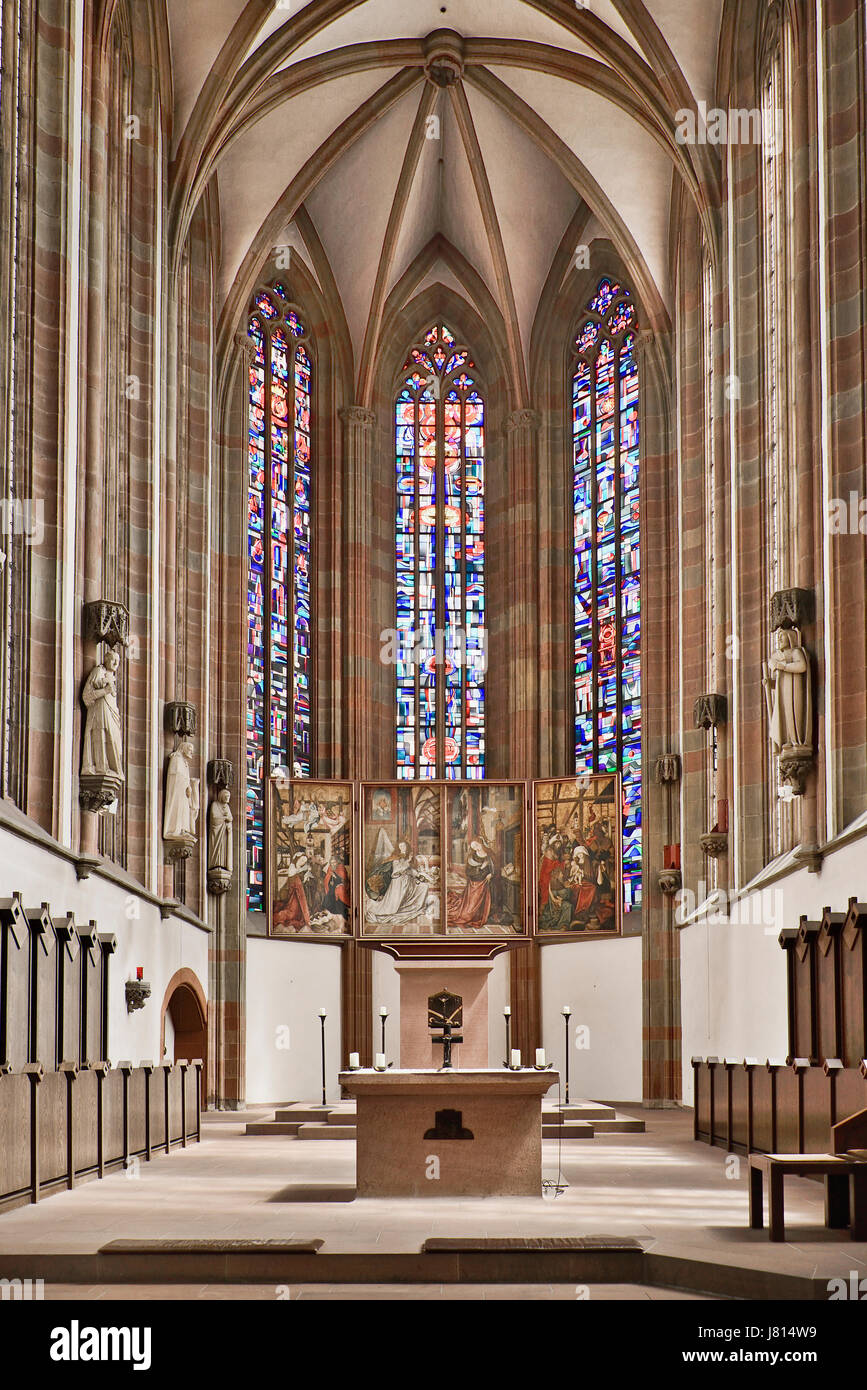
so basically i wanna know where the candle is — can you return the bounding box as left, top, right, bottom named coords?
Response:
left=562, top=1004, right=572, bottom=1017
left=379, top=1006, right=388, bottom=1017
left=348, top=1052, right=360, bottom=1069
left=136, top=966, right=143, bottom=981
left=374, top=1052, right=386, bottom=1070
left=318, top=1009, right=327, bottom=1019
left=503, top=1005, right=511, bottom=1016
left=510, top=1048, right=521, bottom=1068
left=535, top=1048, right=546, bottom=1067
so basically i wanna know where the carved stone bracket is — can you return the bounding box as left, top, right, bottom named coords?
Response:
left=778, top=745, right=813, bottom=796
left=165, top=701, right=197, bottom=737
left=699, top=831, right=728, bottom=859
left=207, top=759, right=234, bottom=789
left=654, top=753, right=682, bottom=784
left=770, top=588, right=814, bottom=631
left=83, top=600, right=129, bottom=649
left=79, top=772, right=123, bottom=815
left=164, top=837, right=195, bottom=864
left=125, top=980, right=151, bottom=1013
left=694, top=694, right=727, bottom=730
left=207, top=867, right=232, bottom=896
left=656, top=868, right=683, bottom=896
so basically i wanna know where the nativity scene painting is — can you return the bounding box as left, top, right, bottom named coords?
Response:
left=269, top=780, right=353, bottom=937
left=361, top=783, right=442, bottom=935
left=444, top=783, right=525, bottom=935
left=533, top=774, right=621, bottom=937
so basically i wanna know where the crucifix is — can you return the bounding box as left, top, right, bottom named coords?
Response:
left=428, top=989, right=463, bottom=1070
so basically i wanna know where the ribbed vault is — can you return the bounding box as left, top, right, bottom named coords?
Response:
left=166, top=0, right=724, bottom=395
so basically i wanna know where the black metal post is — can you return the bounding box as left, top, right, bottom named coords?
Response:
left=380, top=1010, right=388, bottom=1057
left=563, top=1006, right=572, bottom=1105
left=503, top=1008, right=511, bottom=1067
left=318, top=1011, right=327, bottom=1106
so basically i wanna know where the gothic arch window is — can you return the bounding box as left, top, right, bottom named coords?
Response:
left=394, top=323, right=486, bottom=780
left=572, top=278, right=641, bottom=910
left=246, top=285, right=313, bottom=911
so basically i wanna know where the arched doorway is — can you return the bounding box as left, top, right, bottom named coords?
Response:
left=160, top=969, right=207, bottom=1103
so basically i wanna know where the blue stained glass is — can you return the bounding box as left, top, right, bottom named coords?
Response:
left=246, top=291, right=313, bottom=911
left=394, top=327, right=485, bottom=779
left=573, top=279, right=642, bottom=911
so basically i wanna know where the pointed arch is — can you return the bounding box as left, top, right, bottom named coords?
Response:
left=571, top=276, right=642, bottom=910
left=393, top=321, right=487, bottom=780
left=245, top=282, right=315, bottom=911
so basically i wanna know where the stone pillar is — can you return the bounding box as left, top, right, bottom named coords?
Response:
left=503, top=411, right=541, bottom=1057
left=339, top=405, right=379, bottom=1063
left=638, top=334, right=681, bottom=1104
left=208, top=338, right=251, bottom=1110
left=503, top=409, right=541, bottom=775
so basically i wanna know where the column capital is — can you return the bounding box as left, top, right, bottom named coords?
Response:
left=339, top=404, right=376, bottom=430
left=233, top=331, right=254, bottom=366
left=506, top=408, right=541, bottom=434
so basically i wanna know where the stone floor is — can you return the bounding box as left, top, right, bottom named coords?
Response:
left=40, top=1282, right=711, bottom=1300
left=1, top=1105, right=864, bottom=1299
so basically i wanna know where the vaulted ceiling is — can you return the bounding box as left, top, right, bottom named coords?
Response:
left=165, top=0, right=724, bottom=400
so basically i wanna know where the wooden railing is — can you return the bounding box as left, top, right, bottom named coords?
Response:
left=0, top=1060, right=202, bottom=1214
left=691, top=1057, right=867, bottom=1153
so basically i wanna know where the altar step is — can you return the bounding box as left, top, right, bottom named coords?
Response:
left=245, top=1099, right=644, bottom=1140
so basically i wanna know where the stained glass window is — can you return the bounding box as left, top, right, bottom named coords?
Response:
left=395, top=324, right=486, bottom=780
left=246, top=285, right=312, bottom=911
left=572, top=279, right=641, bottom=911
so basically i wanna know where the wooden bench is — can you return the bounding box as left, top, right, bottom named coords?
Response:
left=748, top=1106, right=867, bottom=1241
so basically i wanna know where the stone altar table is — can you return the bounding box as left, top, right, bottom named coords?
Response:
left=339, top=1068, right=558, bottom=1197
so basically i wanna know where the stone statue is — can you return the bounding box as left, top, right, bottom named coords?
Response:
left=164, top=738, right=199, bottom=858
left=81, top=648, right=124, bottom=780
left=80, top=646, right=125, bottom=813
left=763, top=628, right=812, bottom=751
left=762, top=627, right=814, bottom=794
left=207, top=789, right=233, bottom=894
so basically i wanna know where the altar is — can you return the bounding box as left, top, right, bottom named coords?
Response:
left=340, top=1068, right=558, bottom=1197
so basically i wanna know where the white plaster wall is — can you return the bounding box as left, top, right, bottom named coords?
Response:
left=680, top=829, right=867, bottom=1104
left=540, top=937, right=643, bottom=1101
left=371, top=950, right=401, bottom=1063
left=0, top=824, right=209, bottom=1065
left=245, top=937, right=343, bottom=1102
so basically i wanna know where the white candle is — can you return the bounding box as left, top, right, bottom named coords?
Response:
left=379, top=1006, right=388, bottom=1017
left=510, top=1048, right=521, bottom=1068
left=348, top=1052, right=360, bottom=1069
left=503, top=1005, right=511, bottom=1016
left=374, top=1052, right=387, bottom=1070
left=535, top=1048, right=546, bottom=1067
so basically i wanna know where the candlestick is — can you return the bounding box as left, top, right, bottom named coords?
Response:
left=562, top=1006, right=571, bottom=1103
left=503, top=1006, right=512, bottom=1066
left=318, top=1011, right=327, bottom=1105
